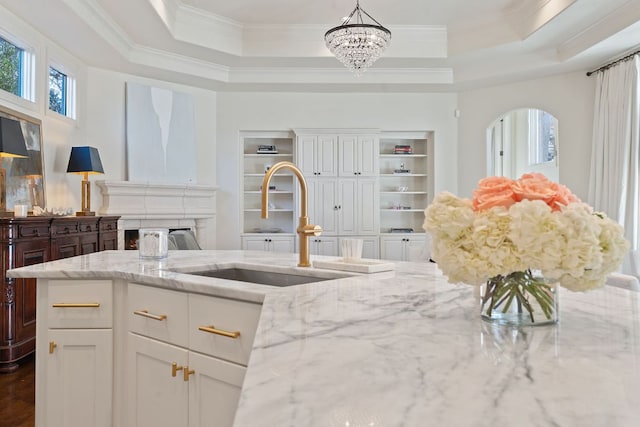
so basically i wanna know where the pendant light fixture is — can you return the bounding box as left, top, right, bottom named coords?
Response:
left=324, top=0, right=391, bottom=75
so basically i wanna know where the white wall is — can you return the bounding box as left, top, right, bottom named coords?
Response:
left=457, top=72, right=596, bottom=199
left=216, top=92, right=459, bottom=249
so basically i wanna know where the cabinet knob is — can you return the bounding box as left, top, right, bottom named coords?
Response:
left=354, top=172, right=357, bottom=175
left=171, top=362, right=184, bottom=377
left=183, top=367, right=195, bottom=382
left=49, top=341, right=57, bottom=354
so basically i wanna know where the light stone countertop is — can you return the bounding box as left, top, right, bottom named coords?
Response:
left=8, top=250, right=640, bottom=427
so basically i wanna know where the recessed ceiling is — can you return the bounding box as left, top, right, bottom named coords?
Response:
left=1, top=0, right=639, bottom=92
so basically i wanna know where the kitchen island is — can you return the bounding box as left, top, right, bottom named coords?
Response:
left=8, top=250, right=640, bottom=427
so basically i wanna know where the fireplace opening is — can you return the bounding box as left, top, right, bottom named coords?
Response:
left=124, top=228, right=191, bottom=250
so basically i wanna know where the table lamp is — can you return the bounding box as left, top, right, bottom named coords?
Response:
left=66, top=146, right=104, bottom=216
left=0, top=117, right=28, bottom=215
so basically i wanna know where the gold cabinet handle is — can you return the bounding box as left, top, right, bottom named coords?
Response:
left=183, top=366, right=195, bottom=382
left=171, top=362, right=183, bottom=377
left=133, top=310, right=167, bottom=321
left=49, top=341, right=57, bottom=354
left=52, top=302, right=100, bottom=308
left=198, top=325, right=241, bottom=339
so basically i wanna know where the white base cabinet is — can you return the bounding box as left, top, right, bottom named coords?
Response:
left=241, top=234, right=295, bottom=253
left=380, top=234, right=426, bottom=262
left=35, top=279, right=261, bottom=427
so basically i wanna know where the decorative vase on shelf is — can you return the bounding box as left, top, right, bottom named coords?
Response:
left=480, top=270, right=558, bottom=326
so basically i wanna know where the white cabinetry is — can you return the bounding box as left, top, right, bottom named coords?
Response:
left=242, top=131, right=295, bottom=252
left=309, top=236, right=339, bottom=256
left=297, top=130, right=379, bottom=256
left=127, top=283, right=261, bottom=427
left=37, top=280, right=113, bottom=427
left=242, top=235, right=295, bottom=253
left=380, top=234, right=426, bottom=262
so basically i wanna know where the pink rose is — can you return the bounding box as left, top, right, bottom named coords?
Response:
left=513, top=173, right=579, bottom=211
left=472, top=176, right=517, bottom=211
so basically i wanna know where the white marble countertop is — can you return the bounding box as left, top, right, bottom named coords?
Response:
left=9, top=250, right=640, bottom=426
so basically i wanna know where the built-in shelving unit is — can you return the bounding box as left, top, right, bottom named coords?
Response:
left=378, top=131, right=434, bottom=235
left=241, top=132, right=296, bottom=252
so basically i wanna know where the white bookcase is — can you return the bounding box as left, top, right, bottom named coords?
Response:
left=378, top=131, right=434, bottom=235
left=241, top=131, right=296, bottom=252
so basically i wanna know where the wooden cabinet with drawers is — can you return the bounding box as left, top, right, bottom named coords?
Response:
left=0, top=216, right=119, bottom=372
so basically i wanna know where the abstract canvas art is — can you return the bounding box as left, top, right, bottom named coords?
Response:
left=125, top=82, right=197, bottom=183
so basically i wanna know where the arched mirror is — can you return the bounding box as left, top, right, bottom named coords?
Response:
left=487, top=108, right=559, bottom=181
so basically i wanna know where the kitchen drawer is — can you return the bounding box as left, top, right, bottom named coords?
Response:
left=128, top=283, right=189, bottom=348
left=189, top=294, right=262, bottom=366
left=52, top=221, right=79, bottom=236
left=47, top=280, right=113, bottom=328
left=18, top=223, right=50, bottom=239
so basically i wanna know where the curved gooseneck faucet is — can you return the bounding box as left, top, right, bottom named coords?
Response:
left=261, top=161, right=322, bottom=267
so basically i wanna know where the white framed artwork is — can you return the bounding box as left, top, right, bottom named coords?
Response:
left=125, top=82, right=197, bottom=183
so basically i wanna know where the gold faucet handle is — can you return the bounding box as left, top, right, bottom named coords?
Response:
left=301, top=224, right=322, bottom=237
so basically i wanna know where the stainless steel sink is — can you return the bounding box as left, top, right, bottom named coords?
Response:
left=185, top=267, right=349, bottom=287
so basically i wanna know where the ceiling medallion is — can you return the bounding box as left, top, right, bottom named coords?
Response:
left=324, top=0, right=391, bottom=75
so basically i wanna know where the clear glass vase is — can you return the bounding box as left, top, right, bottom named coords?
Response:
left=480, top=270, right=559, bottom=326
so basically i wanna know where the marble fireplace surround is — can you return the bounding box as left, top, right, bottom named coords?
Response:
left=96, top=180, right=217, bottom=249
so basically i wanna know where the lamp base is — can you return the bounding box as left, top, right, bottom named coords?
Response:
left=76, top=210, right=96, bottom=216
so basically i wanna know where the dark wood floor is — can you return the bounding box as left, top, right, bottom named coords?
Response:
left=0, top=355, right=35, bottom=427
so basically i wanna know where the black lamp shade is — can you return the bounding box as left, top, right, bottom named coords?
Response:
left=0, top=117, right=28, bottom=158
left=66, top=146, right=104, bottom=174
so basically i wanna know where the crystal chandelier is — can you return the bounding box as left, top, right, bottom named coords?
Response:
left=324, top=0, right=391, bottom=75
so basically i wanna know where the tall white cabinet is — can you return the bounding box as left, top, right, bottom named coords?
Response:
left=296, top=130, right=380, bottom=258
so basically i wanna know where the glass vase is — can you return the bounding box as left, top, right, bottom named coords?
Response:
left=480, top=270, right=559, bottom=326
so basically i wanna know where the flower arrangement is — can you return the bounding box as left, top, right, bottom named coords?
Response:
left=423, top=173, right=629, bottom=324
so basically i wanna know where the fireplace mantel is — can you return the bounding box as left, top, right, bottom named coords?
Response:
left=96, top=180, right=217, bottom=249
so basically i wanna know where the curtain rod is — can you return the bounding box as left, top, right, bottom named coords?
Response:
left=586, top=48, right=640, bottom=76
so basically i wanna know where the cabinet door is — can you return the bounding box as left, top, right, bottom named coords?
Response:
left=297, top=135, right=316, bottom=175
left=316, top=135, right=337, bottom=176
left=128, top=333, right=189, bottom=427
left=360, top=236, right=379, bottom=259
left=268, top=236, right=295, bottom=253
left=405, top=236, right=427, bottom=262
left=311, top=180, right=338, bottom=235
left=357, top=135, right=378, bottom=176
left=311, top=237, right=339, bottom=256
left=46, top=329, right=112, bottom=427
left=338, top=135, right=358, bottom=176
left=242, top=237, right=268, bottom=251
left=338, top=180, right=358, bottom=234
left=357, top=178, right=379, bottom=234
left=188, top=351, right=246, bottom=427
left=380, top=237, right=404, bottom=261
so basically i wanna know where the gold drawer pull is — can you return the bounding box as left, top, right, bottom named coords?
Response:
left=49, top=341, right=57, bottom=354
left=52, top=302, right=100, bottom=308
left=198, top=325, right=240, bottom=339
left=171, top=362, right=183, bottom=377
left=184, top=366, right=195, bottom=382
left=133, top=310, right=167, bottom=321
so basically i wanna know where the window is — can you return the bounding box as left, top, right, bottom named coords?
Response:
left=528, top=109, right=557, bottom=165
left=0, top=36, right=23, bottom=97
left=49, top=67, right=66, bottom=115
left=48, top=65, right=76, bottom=119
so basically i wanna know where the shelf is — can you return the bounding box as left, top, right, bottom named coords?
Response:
left=379, top=154, right=427, bottom=158
left=244, top=191, right=293, bottom=194
left=244, top=173, right=294, bottom=177
left=380, top=173, right=428, bottom=177
left=244, top=153, right=293, bottom=157
left=381, top=209, right=424, bottom=212
left=380, top=191, right=427, bottom=195
left=244, top=208, right=293, bottom=212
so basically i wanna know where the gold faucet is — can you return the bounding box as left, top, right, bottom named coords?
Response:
left=261, top=161, right=322, bottom=267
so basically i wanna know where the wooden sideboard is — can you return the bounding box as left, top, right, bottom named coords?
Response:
left=0, top=215, right=119, bottom=372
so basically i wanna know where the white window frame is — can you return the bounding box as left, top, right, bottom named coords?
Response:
left=0, top=28, right=37, bottom=105
left=46, top=51, right=79, bottom=122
